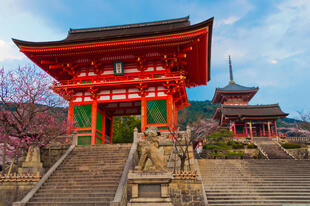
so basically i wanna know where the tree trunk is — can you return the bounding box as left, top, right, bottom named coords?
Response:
left=180, top=156, right=186, bottom=171
left=2, top=135, right=7, bottom=174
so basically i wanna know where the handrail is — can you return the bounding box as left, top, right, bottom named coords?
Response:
left=111, top=128, right=139, bottom=206
left=275, top=141, right=296, bottom=159
left=253, top=141, right=269, bottom=160
left=194, top=158, right=208, bottom=205
left=13, top=144, right=76, bottom=206
left=52, top=72, right=183, bottom=88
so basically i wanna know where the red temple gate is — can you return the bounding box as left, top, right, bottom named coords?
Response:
left=13, top=17, right=214, bottom=145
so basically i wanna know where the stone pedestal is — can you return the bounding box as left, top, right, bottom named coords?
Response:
left=127, top=172, right=173, bottom=206
left=18, top=146, right=44, bottom=175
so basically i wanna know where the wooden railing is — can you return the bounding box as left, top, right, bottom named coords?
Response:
left=286, top=136, right=310, bottom=143
left=52, top=72, right=183, bottom=88
left=0, top=172, right=40, bottom=182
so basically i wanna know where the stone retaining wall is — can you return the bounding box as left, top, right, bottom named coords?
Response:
left=40, top=145, right=69, bottom=170
left=0, top=182, right=36, bottom=206
left=286, top=148, right=309, bottom=159
left=169, top=179, right=205, bottom=206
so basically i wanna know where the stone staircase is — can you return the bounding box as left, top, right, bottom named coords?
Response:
left=254, top=137, right=293, bottom=159
left=26, top=144, right=131, bottom=206
left=198, top=159, right=310, bottom=206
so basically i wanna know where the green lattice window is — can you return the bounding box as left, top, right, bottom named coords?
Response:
left=147, top=100, right=167, bottom=124
left=73, top=105, right=92, bottom=128
left=96, top=111, right=103, bottom=132
left=78, top=136, right=91, bottom=145
left=96, top=137, right=102, bottom=144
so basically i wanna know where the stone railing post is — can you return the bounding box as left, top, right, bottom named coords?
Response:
left=133, top=127, right=139, bottom=143
left=186, top=125, right=191, bottom=139
left=72, top=131, right=78, bottom=146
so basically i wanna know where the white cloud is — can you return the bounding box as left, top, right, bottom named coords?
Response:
left=0, top=0, right=63, bottom=41
left=271, top=60, right=278, bottom=64
left=222, top=16, right=241, bottom=25
left=0, top=0, right=64, bottom=67
left=0, top=40, right=23, bottom=61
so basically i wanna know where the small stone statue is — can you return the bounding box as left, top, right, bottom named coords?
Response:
left=135, top=126, right=167, bottom=172
left=18, top=145, right=44, bottom=175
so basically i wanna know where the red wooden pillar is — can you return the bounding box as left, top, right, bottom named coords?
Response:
left=141, top=97, right=146, bottom=132
left=229, top=121, right=232, bottom=131
left=233, top=122, right=237, bottom=136
left=274, top=120, right=278, bottom=137
left=249, top=121, right=253, bottom=140
left=263, top=123, right=266, bottom=136
left=110, top=117, right=113, bottom=144
left=102, top=111, right=106, bottom=144
left=91, top=101, right=97, bottom=145
left=174, top=102, right=178, bottom=131
left=167, top=94, right=173, bottom=131
left=244, top=121, right=248, bottom=137
left=67, top=101, right=74, bottom=134
left=267, top=121, right=271, bottom=137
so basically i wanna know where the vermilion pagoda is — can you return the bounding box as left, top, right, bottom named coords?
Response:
left=212, top=56, right=288, bottom=139
left=13, top=17, right=214, bottom=145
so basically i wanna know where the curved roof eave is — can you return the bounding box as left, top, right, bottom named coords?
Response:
left=12, top=17, right=214, bottom=48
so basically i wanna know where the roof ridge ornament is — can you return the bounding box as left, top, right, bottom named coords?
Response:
left=229, top=55, right=235, bottom=84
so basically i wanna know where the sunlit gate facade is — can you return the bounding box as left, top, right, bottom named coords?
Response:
left=13, top=17, right=213, bottom=145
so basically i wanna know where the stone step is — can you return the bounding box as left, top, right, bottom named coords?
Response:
left=202, top=176, right=310, bottom=179
left=27, top=201, right=109, bottom=206
left=48, top=176, right=120, bottom=181
left=201, top=172, right=310, bottom=175
left=68, top=154, right=129, bottom=157
left=199, top=159, right=310, bottom=206
left=206, top=192, right=310, bottom=196
left=68, top=155, right=127, bottom=158
left=205, top=181, right=310, bottom=185
left=51, top=171, right=122, bottom=175
left=44, top=179, right=120, bottom=184
left=200, top=166, right=310, bottom=169
left=208, top=204, right=285, bottom=206
left=207, top=199, right=310, bottom=204
left=43, top=181, right=118, bottom=187
left=207, top=196, right=310, bottom=200
left=38, top=185, right=118, bottom=191
left=201, top=166, right=310, bottom=169
left=205, top=179, right=310, bottom=183
left=206, top=185, right=310, bottom=189
left=31, top=198, right=113, bottom=203
left=202, top=174, right=310, bottom=177
left=50, top=174, right=122, bottom=179
left=38, top=187, right=117, bottom=193
left=55, top=167, right=124, bottom=172
left=27, top=144, right=131, bottom=204
left=34, top=192, right=115, bottom=198
left=59, top=163, right=124, bottom=170
left=63, top=160, right=126, bottom=163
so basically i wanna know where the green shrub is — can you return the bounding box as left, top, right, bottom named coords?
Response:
left=226, top=151, right=245, bottom=157
left=204, top=143, right=231, bottom=151
left=228, top=141, right=245, bottom=149
left=247, top=143, right=257, bottom=149
left=205, top=129, right=234, bottom=144
left=281, top=143, right=301, bottom=149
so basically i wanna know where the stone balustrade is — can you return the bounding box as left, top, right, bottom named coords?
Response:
left=0, top=172, right=40, bottom=182
left=172, top=170, right=199, bottom=180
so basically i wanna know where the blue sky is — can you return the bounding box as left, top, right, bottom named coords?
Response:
left=1, top=0, right=309, bottom=118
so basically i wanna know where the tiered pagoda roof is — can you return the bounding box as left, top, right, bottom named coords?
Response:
left=213, top=104, right=289, bottom=120
left=212, top=56, right=288, bottom=121
left=211, top=82, right=258, bottom=104
left=211, top=56, right=258, bottom=104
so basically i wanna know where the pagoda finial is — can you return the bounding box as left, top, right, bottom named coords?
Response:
left=229, top=55, right=235, bottom=84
